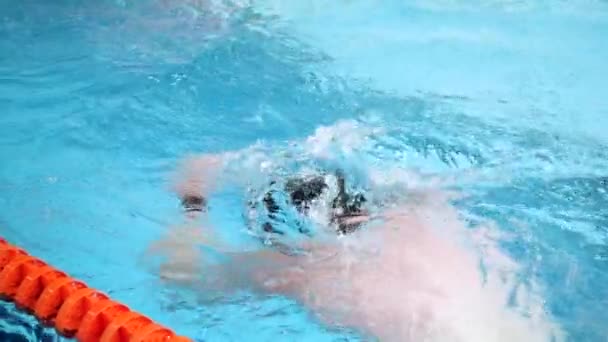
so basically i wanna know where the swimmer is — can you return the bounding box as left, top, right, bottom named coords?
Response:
left=149, top=151, right=564, bottom=342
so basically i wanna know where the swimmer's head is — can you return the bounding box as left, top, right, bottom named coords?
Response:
left=285, top=175, right=328, bottom=212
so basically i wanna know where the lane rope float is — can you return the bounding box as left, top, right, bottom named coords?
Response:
left=0, top=237, right=191, bottom=342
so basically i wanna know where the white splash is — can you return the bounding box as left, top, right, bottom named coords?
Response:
left=303, top=119, right=383, bottom=160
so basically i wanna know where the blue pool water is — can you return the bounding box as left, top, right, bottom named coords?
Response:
left=1, top=0, right=607, bottom=341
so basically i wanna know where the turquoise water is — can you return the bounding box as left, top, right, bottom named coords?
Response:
left=1, top=0, right=607, bottom=341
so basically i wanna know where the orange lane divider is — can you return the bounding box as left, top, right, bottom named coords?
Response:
left=0, top=237, right=192, bottom=342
